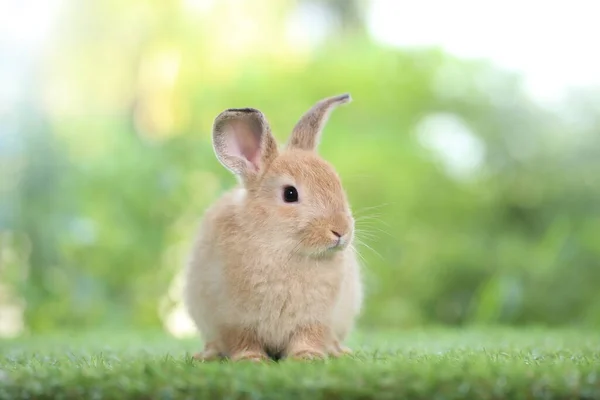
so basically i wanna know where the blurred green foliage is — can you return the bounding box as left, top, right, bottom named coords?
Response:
left=1, top=0, right=599, bottom=334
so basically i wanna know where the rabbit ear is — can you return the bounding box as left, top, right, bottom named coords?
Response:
left=212, top=108, right=278, bottom=182
left=287, top=93, right=351, bottom=151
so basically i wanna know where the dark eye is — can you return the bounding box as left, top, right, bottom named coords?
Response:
left=283, top=186, right=299, bottom=203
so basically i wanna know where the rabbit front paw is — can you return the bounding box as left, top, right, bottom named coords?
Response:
left=287, top=347, right=327, bottom=360
left=285, top=324, right=331, bottom=361
left=192, top=341, right=222, bottom=361
left=230, top=350, right=270, bottom=362
left=328, top=339, right=353, bottom=358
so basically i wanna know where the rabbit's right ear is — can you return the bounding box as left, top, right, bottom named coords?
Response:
left=212, top=108, right=278, bottom=184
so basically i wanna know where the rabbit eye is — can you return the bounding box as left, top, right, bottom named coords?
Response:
left=283, top=186, right=299, bottom=203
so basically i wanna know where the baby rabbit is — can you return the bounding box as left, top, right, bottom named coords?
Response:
left=183, top=94, right=363, bottom=361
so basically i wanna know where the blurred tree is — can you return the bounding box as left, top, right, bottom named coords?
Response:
left=2, top=0, right=599, bottom=334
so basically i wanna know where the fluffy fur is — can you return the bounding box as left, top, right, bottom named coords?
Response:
left=183, top=94, right=363, bottom=361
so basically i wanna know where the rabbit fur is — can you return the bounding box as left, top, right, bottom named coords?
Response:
left=183, top=94, right=363, bottom=361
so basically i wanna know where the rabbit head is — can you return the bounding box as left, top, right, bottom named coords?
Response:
left=211, top=94, right=354, bottom=259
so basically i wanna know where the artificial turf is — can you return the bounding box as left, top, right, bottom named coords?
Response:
left=1, top=328, right=599, bottom=399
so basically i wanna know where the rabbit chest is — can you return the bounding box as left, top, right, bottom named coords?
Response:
left=223, top=254, right=344, bottom=343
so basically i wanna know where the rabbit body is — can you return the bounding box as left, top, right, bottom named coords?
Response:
left=183, top=95, right=363, bottom=361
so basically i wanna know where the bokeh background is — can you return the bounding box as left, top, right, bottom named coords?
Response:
left=1, top=0, right=599, bottom=338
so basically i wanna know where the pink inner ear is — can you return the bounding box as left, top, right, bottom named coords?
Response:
left=225, top=120, right=262, bottom=171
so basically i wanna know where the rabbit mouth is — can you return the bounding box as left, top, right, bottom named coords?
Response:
left=299, top=241, right=348, bottom=259
left=328, top=237, right=346, bottom=251
left=294, top=227, right=352, bottom=258
left=319, top=238, right=349, bottom=255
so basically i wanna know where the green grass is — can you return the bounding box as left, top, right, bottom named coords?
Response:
left=1, top=328, right=599, bottom=399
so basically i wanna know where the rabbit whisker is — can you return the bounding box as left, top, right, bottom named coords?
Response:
left=355, top=225, right=394, bottom=240
left=353, top=202, right=396, bottom=217
left=354, top=237, right=384, bottom=261
left=350, top=244, right=368, bottom=267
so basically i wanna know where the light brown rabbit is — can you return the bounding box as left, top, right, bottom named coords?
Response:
left=183, top=94, right=363, bottom=362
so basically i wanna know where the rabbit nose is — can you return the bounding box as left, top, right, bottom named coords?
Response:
left=331, top=230, right=342, bottom=238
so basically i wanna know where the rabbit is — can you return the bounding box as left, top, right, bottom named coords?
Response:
left=183, top=93, right=363, bottom=362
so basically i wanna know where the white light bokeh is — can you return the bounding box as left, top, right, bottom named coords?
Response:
left=367, top=0, right=600, bottom=103
left=416, top=113, right=486, bottom=181
left=0, top=0, right=62, bottom=52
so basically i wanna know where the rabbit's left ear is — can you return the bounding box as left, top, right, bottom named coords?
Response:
left=286, top=93, right=351, bottom=151
left=212, top=108, right=279, bottom=183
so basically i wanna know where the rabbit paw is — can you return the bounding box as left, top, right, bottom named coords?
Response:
left=329, top=340, right=353, bottom=358
left=192, top=350, right=221, bottom=361
left=288, top=348, right=327, bottom=361
left=192, top=341, right=222, bottom=361
left=230, top=350, right=270, bottom=363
